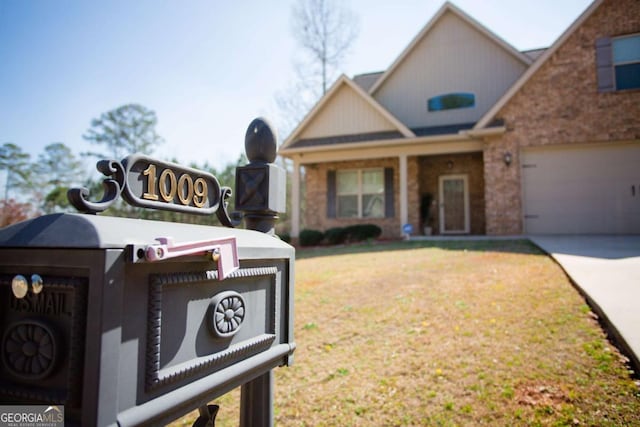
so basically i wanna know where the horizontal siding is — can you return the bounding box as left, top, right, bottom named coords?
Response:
left=374, top=11, right=527, bottom=129
left=300, top=84, right=397, bottom=139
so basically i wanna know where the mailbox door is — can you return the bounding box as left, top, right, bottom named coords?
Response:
left=115, top=255, right=294, bottom=426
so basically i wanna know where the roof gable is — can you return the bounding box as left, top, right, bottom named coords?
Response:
left=281, top=75, right=414, bottom=149
left=369, top=2, right=532, bottom=96
left=475, top=0, right=605, bottom=129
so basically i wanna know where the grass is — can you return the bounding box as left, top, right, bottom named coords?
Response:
left=170, top=239, right=640, bottom=426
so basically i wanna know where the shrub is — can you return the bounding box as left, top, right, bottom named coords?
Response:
left=324, top=227, right=348, bottom=245
left=344, top=224, right=382, bottom=242
left=279, top=233, right=291, bottom=243
left=299, top=229, right=324, bottom=246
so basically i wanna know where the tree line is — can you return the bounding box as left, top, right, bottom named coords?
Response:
left=2, top=0, right=358, bottom=231
left=0, top=103, right=246, bottom=227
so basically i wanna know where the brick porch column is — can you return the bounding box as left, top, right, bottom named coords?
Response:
left=399, top=154, right=408, bottom=235
left=291, top=159, right=301, bottom=239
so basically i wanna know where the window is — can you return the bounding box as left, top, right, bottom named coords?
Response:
left=336, top=169, right=385, bottom=218
left=427, top=93, right=475, bottom=112
left=612, top=34, right=640, bottom=90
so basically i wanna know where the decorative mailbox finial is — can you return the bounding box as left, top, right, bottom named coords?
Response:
left=245, top=118, right=277, bottom=164
left=235, top=118, right=286, bottom=235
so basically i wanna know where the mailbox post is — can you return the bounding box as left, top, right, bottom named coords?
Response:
left=235, top=118, right=287, bottom=427
left=0, top=118, right=294, bottom=426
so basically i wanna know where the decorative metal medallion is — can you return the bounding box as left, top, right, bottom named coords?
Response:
left=2, top=320, right=58, bottom=380
left=209, top=291, right=246, bottom=339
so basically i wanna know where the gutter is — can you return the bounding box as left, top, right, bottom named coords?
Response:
left=460, top=126, right=507, bottom=139
left=279, top=126, right=506, bottom=157
left=280, top=133, right=468, bottom=157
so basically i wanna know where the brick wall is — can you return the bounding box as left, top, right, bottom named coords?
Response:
left=302, top=153, right=484, bottom=239
left=304, top=158, right=399, bottom=238
left=484, top=0, right=640, bottom=235
left=407, top=156, right=420, bottom=235
left=303, top=157, right=421, bottom=239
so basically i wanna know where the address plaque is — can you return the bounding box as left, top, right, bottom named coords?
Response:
left=68, top=154, right=239, bottom=226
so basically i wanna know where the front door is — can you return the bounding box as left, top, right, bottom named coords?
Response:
left=439, top=175, right=470, bottom=234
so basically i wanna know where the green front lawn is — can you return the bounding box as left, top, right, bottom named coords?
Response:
left=173, top=240, right=640, bottom=426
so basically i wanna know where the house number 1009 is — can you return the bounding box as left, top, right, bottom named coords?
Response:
left=142, top=164, right=208, bottom=207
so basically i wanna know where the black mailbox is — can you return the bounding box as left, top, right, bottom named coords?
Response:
left=0, top=118, right=294, bottom=426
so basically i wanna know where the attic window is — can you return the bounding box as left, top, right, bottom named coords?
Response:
left=428, top=93, right=475, bottom=112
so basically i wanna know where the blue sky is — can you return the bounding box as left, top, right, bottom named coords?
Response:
left=1, top=0, right=592, bottom=176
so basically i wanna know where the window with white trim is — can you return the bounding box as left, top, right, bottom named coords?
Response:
left=336, top=169, right=385, bottom=218
left=612, top=34, right=640, bottom=90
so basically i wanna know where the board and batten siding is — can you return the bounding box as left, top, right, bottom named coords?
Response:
left=373, top=11, right=528, bottom=129
left=298, top=84, right=399, bottom=139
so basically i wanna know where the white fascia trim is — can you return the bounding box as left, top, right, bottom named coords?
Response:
left=281, top=75, right=414, bottom=150
left=281, top=75, right=349, bottom=149
left=279, top=132, right=471, bottom=157
left=344, top=77, right=415, bottom=137
left=460, top=126, right=507, bottom=138
left=446, top=2, right=532, bottom=66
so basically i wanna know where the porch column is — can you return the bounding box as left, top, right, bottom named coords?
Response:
left=291, top=158, right=301, bottom=239
left=399, top=154, right=409, bottom=235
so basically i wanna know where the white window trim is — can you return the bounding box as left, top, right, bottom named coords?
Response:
left=336, top=168, right=385, bottom=218
left=612, top=33, right=640, bottom=65
left=612, top=33, right=640, bottom=90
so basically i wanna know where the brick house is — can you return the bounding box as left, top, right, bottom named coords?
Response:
left=279, top=0, right=640, bottom=239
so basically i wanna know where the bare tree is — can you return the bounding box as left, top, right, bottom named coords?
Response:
left=275, top=0, right=359, bottom=138
left=274, top=73, right=320, bottom=138
left=291, top=0, right=359, bottom=95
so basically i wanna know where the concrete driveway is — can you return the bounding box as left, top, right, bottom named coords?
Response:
left=530, top=236, right=640, bottom=373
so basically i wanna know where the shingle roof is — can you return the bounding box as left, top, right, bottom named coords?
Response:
left=288, top=130, right=404, bottom=149
left=353, top=72, right=384, bottom=91
left=411, top=122, right=476, bottom=136
left=522, top=48, right=548, bottom=61
left=285, top=122, right=481, bottom=150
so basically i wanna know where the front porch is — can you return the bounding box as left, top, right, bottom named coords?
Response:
left=280, top=122, right=505, bottom=240
left=286, top=150, right=485, bottom=240
left=417, top=152, right=485, bottom=236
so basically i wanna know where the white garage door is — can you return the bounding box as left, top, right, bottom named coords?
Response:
left=521, top=143, right=640, bottom=234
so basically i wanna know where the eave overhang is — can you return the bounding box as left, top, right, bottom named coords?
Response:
left=279, top=127, right=506, bottom=164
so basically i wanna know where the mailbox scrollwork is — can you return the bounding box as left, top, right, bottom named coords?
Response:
left=67, top=154, right=241, bottom=227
